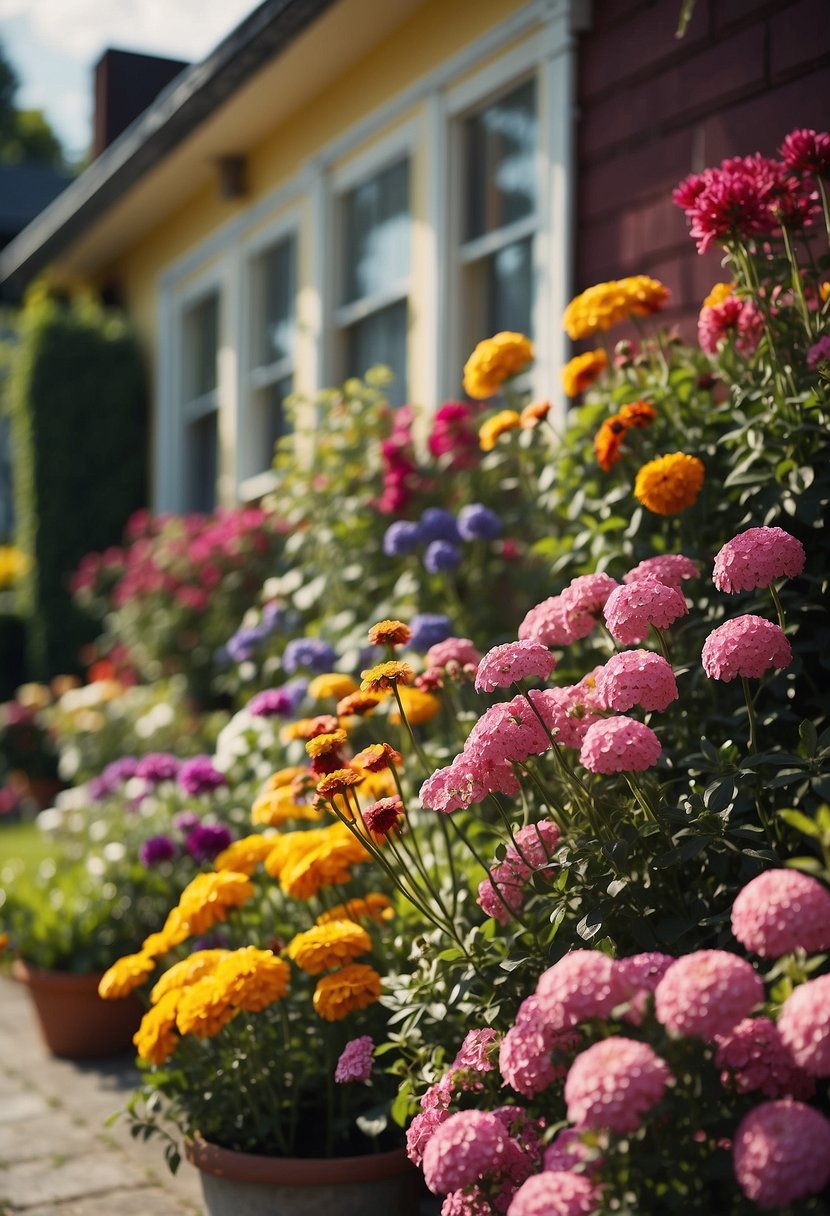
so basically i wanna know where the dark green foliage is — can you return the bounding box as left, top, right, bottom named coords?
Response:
left=9, top=289, right=147, bottom=677
left=0, top=611, right=26, bottom=697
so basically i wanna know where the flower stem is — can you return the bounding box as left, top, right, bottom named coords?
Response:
left=769, top=582, right=787, bottom=633
left=741, top=676, right=758, bottom=754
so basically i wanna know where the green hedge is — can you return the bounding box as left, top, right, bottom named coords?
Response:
left=9, top=288, right=147, bottom=677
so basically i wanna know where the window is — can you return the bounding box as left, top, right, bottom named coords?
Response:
left=459, top=78, right=538, bottom=357
left=181, top=291, right=220, bottom=512
left=337, top=157, right=410, bottom=406
left=243, top=234, right=297, bottom=488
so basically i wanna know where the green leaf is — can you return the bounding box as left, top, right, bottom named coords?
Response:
left=799, top=720, right=818, bottom=757
left=778, top=809, right=821, bottom=839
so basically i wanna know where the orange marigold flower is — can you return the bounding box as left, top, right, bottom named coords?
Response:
left=214, top=947, right=291, bottom=1012
left=316, top=893, right=394, bottom=925
left=594, top=417, right=628, bottom=472
left=280, top=715, right=340, bottom=743
left=463, top=331, right=534, bottom=399
left=177, top=871, right=255, bottom=937
left=478, top=409, right=521, bottom=452
left=561, top=349, right=608, bottom=398
left=98, top=951, right=156, bottom=1000
left=312, top=963, right=382, bottom=1021
left=360, top=661, right=414, bottom=694
left=618, top=400, right=657, bottom=428
left=307, top=673, right=359, bottom=701
left=214, top=834, right=277, bottom=873
left=563, top=276, right=669, bottom=339
left=175, top=976, right=236, bottom=1039
left=134, top=991, right=180, bottom=1065
left=287, top=920, right=372, bottom=975
left=305, top=729, right=348, bottom=759
left=351, top=742, right=403, bottom=772
left=252, top=785, right=322, bottom=826
left=315, top=768, right=362, bottom=798
left=150, top=950, right=229, bottom=1004
left=702, top=282, right=734, bottom=310
left=367, top=619, right=412, bottom=647
left=520, top=399, right=552, bottom=428
left=336, top=691, right=382, bottom=717
left=276, top=826, right=371, bottom=900
left=820, top=281, right=830, bottom=302
left=141, top=907, right=190, bottom=958
left=634, top=452, right=705, bottom=515
left=265, top=766, right=307, bottom=789
left=389, top=684, right=441, bottom=725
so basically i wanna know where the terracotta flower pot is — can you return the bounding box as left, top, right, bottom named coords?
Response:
left=185, top=1135, right=420, bottom=1216
left=12, top=959, right=143, bottom=1060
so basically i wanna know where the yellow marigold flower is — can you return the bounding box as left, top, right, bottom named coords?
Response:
left=634, top=452, right=705, bottom=515
left=317, top=893, right=394, bottom=925
left=150, top=950, right=229, bottom=1005
left=141, top=907, right=190, bottom=959
left=520, top=399, right=551, bottom=428
left=562, top=276, right=669, bottom=339
left=266, top=766, right=307, bottom=789
left=337, top=691, right=382, bottom=716
left=354, top=766, right=397, bottom=801
left=313, top=963, right=382, bottom=1021
left=177, top=871, right=254, bottom=937
left=280, top=714, right=340, bottom=743
left=287, top=920, right=372, bottom=975
left=98, top=951, right=156, bottom=1000
left=463, top=332, right=534, bottom=399
left=367, top=619, right=412, bottom=647
left=359, top=661, right=414, bottom=694
left=315, top=768, right=362, bottom=798
left=277, top=824, right=370, bottom=900
left=214, top=947, right=291, bottom=1012
left=134, top=991, right=180, bottom=1065
left=389, top=685, right=441, bottom=726
left=703, top=282, right=734, bottom=309
left=305, top=729, right=348, bottom=759
left=252, top=785, right=321, bottom=826
left=351, top=742, right=402, bottom=772
left=820, top=281, right=830, bottom=302
left=213, top=834, right=276, bottom=874
left=175, top=976, right=236, bottom=1039
left=624, top=274, right=670, bottom=317
left=0, top=545, right=30, bottom=590
left=478, top=409, right=522, bottom=452
left=561, top=349, right=608, bottom=398
left=307, top=673, right=359, bottom=701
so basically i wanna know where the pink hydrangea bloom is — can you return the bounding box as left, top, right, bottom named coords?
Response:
left=623, top=553, right=700, bottom=590
left=478, top=862, right=529, bottom=925
left=542, top=1129, right=598, bottom=1175
left=603, top=576, right=687, bottom=645
left=733, top=1099, right=830, bottom=1209
left=451, top=1028, right=499, bottom=1077
left=654, top=950, right=763, bottom=1040
left=730, top=868, right=830, bottom=958
left=420, top=752, right=520, bottom=813
left=594, top=650, right=678, bottom=713
left=334, top=1035, right=374, bottom=1083
left=441, top=1188, right=493, bottom=1216
left=475, top=641, right=556, bottom=692
left=508, top=820, right=561, bottom=870
left=465, top=696, right=550, bottom=765
left=780, top=128, right=830, bottom=174
left=560, top=573, right=620, bottom=638
left=407, top=1106, right=452, bottom=1166
left=518, top=596, right=577, bottom=647
left=701, top=615, right=792, bottom=681
left=777, top=975, right=830, bottom=1076
left=614, top=952, right=674, bottom=1025
left=579, top=716, right=661, bottom=774
left=565, top=1037, right=671, bottom=1133
left=529, top=680, right=603, bottom=749
left=715, top=1017, right=815, bottom=1099
left=422, top=1110, right=519, bottom=1195
left=698, top=295, right=763, bottom=356
left=713, top=526, right=806, bottom=593
left=507, top=1172, right=599, bottom=1216
left=535, top=950, right=626, bottom=1031
left=499, top=995, right=580, bottom=1096
left=807, top=334, right=830, bottom=370
left=427, top=637, right=482, bottom=670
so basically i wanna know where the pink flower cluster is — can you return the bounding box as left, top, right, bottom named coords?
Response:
left=594, top=650, right=678, bottom=713
left=715, top=1018, right=814, bottom=1100
left=701, top=615, right=791, bottom=681
left=518, top=596, right=575, bottom=647
left=807, top=333, right=830, bottom=370
left=334, top=1035, right=374, bottom=1083
left=474, top=640, right=556, bottom=692
left=623, top=553, right=700, bottom=590
left=698, top=294, right=763, bottom=356
left=478, top=820, right=561, bottom=925
left=564, top=1036, right=671, bottom=1133
left=653, top=950, right=763, bottom=1040
left=375, top=405, right=429, bottom=515
left=780, top=128, right=830, bottom=175
left=528, top=672, right=604, bottom=750
left=499, top=995, right=580, bottom=1096
left=730, top=868, right=830, bottom=958
left=713, top=526, right=806, bottom=593
left=428, top=401, right=481, bottom=470
left=733, top=1099, right=830, bottom=1209
left=578, top=715, right=661, bottom=774
left=560, top=574, right=620, bottom=641
left=603, top=576, right=687, bottom=644
left=507, top=1171, right=598, bottom=1216
left=426, top=637, right=481, bottom=671
left=777, top=975, right=830, bottom=1077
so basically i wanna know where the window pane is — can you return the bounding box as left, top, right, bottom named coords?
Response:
left=185, top=411, right=217, bottom=513
left=252, top=375, right=293, bottom=473
left=465, top=80, right=537, bottom=241
left=183, top=293, right=218, bottom=401
left=256, top=238, right=295, bottom=366
left=486, top=237, right=533, bottom=337
left=347, top=300, right=407, bottom=407
left=343, top=159, right=410, bottom=303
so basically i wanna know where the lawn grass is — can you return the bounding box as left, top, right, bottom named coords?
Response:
left=0, top=820, right=54, bottom=872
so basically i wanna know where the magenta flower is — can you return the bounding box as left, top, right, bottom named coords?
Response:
left=560, top=573, right=620, bottom=639
left=731, top=868, right=830, bottom=958
left=564, top=1037, right=671, bottom=1133
left=535, top=950, right=626, bottom=1031
left=595, top=650, right=678, bottom=713
left=623, top=553, right=700, bottom=591
left=422, top=1110, right=517, bottom=1195
left=807, top=334, right=830, bottom=370
left=777, top=975, right=830, bottom=1077
left=451, top=1029, right=499, bottom=1077
left=178, top=756, right=227, bottom=796
left=464, top=696, right=550, bottom=765
left=426, top=637, right=481, bottom=669
left=579, top=716, right=661, bottom=774
left=474, top=640, right=556, bottom=692
left=518, top=596, right=576, bottom=647
left=698, top=295, right=763, bottom=355
left=529, top=677, right=603, bottom=749
left=507, top=1171, right=599, bottom=1216
left=614, top=952, right=674, bottom=1025
left=780, top=128, right=830, bottom=175
left=733, top=1099, right=830, bottom=1209
left=715, top=1017, right=814, bottom=1100
left=499, top=995, right=580, bottom=1097
left=603, top=576, right=687, bottom=645
left=477, top=861, right=528, bottom=925
left=362, top=796, right=404, bottom=838
left=713, top=525, right=805, bottom=593
left=654, top=950, right=763, bottom=1039
left=701, top=615, right=791, bottom=681
left=334, top=1035, right=374, bottom=1083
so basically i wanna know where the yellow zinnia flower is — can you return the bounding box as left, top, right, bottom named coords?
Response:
left=561, top=349, right=608, bottom=398
left=462, top=332, right=534, bottom=399
left=150, top=950, right=229, bottom=1004
left=478, top=409, right=522, bottom=452
left=367, top=619, right=412, bottom=647
left=98, top=951, right=156, bottom=1000
left=287, top=920, right=372, bottom=975
left=134, top=991, right=180, bottom=1065
left=359, top=661, right=414, bottom=694
left=312, top=963, right=382, bottom=1021
left=305, top=729, right=348, bottom=758
left=307, top=673, right=359, bottom=701
left=214, top=947, right=291, bottom=1012
left=634, top=452, right=705, bottom=515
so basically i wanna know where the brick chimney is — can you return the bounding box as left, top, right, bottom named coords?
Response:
left=93, top=48, right=190, bottom=157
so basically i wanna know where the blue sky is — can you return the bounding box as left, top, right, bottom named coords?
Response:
left=0, top=0, right=261, bottom=160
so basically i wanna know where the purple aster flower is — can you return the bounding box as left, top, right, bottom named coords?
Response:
left=173, top=810, right=202, bottom=833
left=282, top=637, right=337, bottom=675
left=134, top=753, right=180, bottom=785
left=90, top=755, right=140, bottom=799
left=226, top=624, right=269, bottom=663
left=261, top=601, right=284, bottom=632
left=139, top=834, right=177, bottom=867
left=178, top=756, right=227, bottom=796
left=424, top=540, right=462, bottom=573
left=247, top=685, right=299, bottom=717
left=409, top=613, right=454, bottom=652
left=185, top=823, right=234, bottom=862
left=383, top=520, right=421, bottom=557
left=419, top=507, right=462, bottom=544
left=457, top=503, right=503, bottom=541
